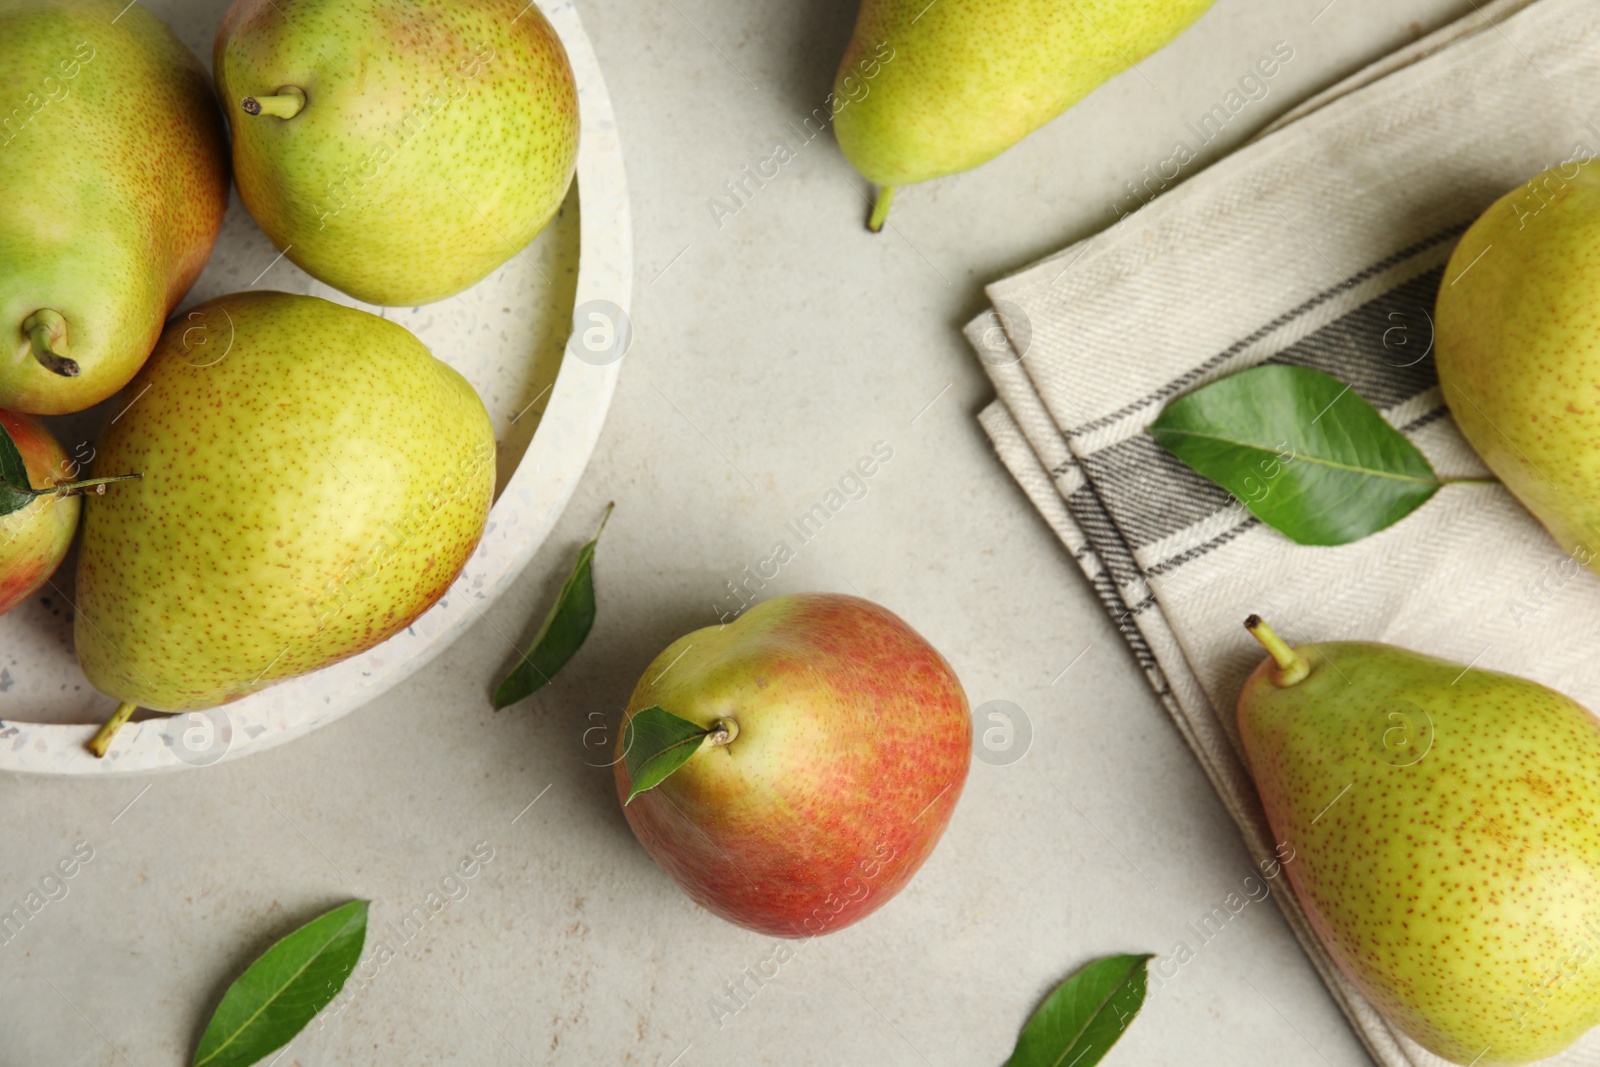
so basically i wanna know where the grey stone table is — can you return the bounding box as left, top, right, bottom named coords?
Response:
left=1, top=0, right=1476, bottom=1062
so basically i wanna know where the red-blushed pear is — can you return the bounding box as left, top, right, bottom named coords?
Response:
left=614, top=593, right=971, bottom=937
left=0, top=411, right=78, bottom=613
left=0, top=410, right=139, bottom=615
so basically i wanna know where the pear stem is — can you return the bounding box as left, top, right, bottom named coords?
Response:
left=867, top=186, right=895, bottom=232
left=1244, top=615, right=1311, bottom=687
left=242, top=86, right=306, bottom=119
left=707, top=718, right=738, bottom=747
left=50, top=472, right=142, bottom=497
left=22, top=309, right=78, bottom=377
left=86, top=701, right=139, bottom=758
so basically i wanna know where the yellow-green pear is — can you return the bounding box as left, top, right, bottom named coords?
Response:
left=833, top=0, right=1217, bottom=229
left=1238, top=616, right=1600, bottom=1064
left=76, top=292, right=495, bottom=755
left=213, top=0, right=579, bottom=306
left=0, top=0, right=228, bottom=415
left=1436, top=160, right=1600, bottom=568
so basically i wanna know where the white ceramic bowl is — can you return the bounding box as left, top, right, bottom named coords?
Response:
left=0, top=0, right=631, bottom=776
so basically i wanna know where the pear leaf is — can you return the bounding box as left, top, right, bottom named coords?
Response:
left=1004, top=953, right=1153, bottom=1067
left=493, top=503, right=613, bottom=709
left=1148, top=365, right=1441, bottom=546
left=622, top=706, right=711, bottom=804
left=0, top=418, right=39, bottom=518
left=192, top=900, right=368, bottom=1067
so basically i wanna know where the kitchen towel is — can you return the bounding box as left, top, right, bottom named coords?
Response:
left=971, top=0, right=1600, bottom=1064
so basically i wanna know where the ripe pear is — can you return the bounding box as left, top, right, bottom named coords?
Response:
left=1237, top=616, right=1600, bottom=1064
left=1436, top=160, right=1600, bottom=569
left=614, top=594, right=971, bottom=937
left=1, top=411, right=78, bottom=614
left=833, top=0, right=1217, bottom=229
left=76, top=292, right=495, bottom=755
left=0, top=0, right=228, bottom=415
left=213, top=0, right=579, bottom=306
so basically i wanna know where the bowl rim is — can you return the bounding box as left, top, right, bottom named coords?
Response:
left=0, top=0, right=632, bottom=777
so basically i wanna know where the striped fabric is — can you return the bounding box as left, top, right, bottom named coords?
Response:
left=973, top=1, right=1600, bottom=1063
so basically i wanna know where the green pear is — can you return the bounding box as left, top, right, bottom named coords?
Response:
left=833, top=0, right=1217, bottom=229
left=76, top=291, right=495, bottom=755
left=1436, top=160, right=1600, bottom=569
left=213, top=0, right=579, bottom=306
left=1237, top=616, right=1600, bottom=1064
left=0, top=0, right=228, bottom=415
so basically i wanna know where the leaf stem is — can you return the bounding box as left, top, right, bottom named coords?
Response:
left=50, top=472, right=142, bottom=497
left=87, top=701, right=139, bottom=758
left=593, top=500, right=615, bottom=541
left=1439, top=476, right=1500, bottom=487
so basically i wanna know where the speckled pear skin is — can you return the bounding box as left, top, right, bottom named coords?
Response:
left=214, top=0, right=578, bottom=307
left=1436, top=161, right=1600, bottom=568
left=0, top=0, right=228, bottom=416
left=73, top=291, right=495, bottom=713
left=833, top=0, right=1216, bottom=189
left=1238, top=640, right=1600, bottom=1064
left=0, top=410, right=80, bottom=615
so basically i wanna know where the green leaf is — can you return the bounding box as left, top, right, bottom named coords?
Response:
left=493, top=503, right=613, bottom=709
left=193, top=900, right=368, bottom=1067
left=622, top=705, right=710, bottom=804
left=0, top=417, right=40, bottom=518
left=1148, top=365, right=1440, bottom=546
left=1004, top=953, right=1153, bottom=1067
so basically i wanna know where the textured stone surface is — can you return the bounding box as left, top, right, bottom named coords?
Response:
left=0, top=0, right=1480, bottom=1064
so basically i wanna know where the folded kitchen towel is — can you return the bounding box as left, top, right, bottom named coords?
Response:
left=971, top=0, right=1600, bottom=1064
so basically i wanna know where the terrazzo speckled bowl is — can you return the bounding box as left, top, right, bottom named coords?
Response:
left=0, top=0, right=631, bottom=776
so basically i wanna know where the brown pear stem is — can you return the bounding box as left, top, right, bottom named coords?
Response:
left=707, top=718, right=738, bottom=746
left=867, top=186, right=895, bottom=232
left=23, top=309, right=78, bottom=377
left=241, top=86, right=306, bottom=119
left=87, top=701, right=139, bottom=758
left=1245, top=615, right=1311, bottom=688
